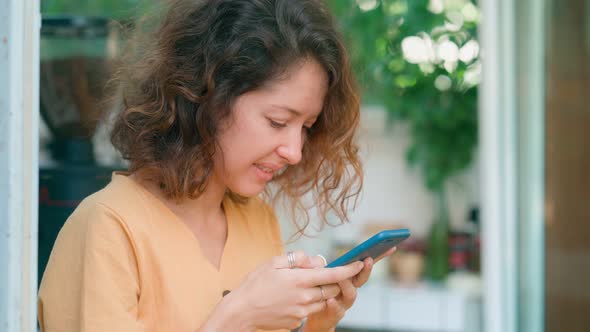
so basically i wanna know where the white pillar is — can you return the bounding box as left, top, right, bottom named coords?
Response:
left=515, top=0, right=546, bottom=330
left=0, top=0, right=41, bottom=331
left=479, top=0, right=546, bottom=331
left=479, top=0, right=518, bottom=331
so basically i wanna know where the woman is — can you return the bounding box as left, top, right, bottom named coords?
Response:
left=38, top=0, right=394, bottom=331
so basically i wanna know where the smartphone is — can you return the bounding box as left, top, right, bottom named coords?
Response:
left=326, top=228, right=410, bottom=268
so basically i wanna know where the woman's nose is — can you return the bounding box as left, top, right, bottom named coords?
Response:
left=276, top=130, right=304, bottom=165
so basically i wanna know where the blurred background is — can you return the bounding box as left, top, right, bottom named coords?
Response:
left=1, top=0, right=588, bottom=331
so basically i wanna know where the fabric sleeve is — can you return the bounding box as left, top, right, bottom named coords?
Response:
left=38, top=202, right=145, bottom=332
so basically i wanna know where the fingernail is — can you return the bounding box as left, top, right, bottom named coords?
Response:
left=316, top=254, right=327, bottom=266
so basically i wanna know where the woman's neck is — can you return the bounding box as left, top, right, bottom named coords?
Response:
left=129, top=171, right=227, bottom=227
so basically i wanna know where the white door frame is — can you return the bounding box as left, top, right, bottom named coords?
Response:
left=478, top=1, right=519, bottom=330
left=0, top=0, right=41, bottom=330
left=479, top=0, right=546, bottom=331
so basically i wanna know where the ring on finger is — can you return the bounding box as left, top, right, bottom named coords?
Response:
left=287, top=251, right=296, bottom=269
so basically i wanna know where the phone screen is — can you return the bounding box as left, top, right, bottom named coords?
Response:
left=326, top=228, right=410, bottom=268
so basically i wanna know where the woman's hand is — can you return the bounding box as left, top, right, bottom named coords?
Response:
left=211, top=251, right=365, bottom=331
left=302, top=247, right=397, bottom=332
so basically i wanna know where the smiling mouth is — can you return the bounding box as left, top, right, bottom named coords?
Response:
left=254, top=164, right=275, bottom=174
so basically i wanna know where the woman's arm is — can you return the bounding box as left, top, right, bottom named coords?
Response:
left=38, top=203, right=143, bottom=332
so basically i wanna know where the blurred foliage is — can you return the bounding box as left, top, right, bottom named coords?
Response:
left=328, top=0, right=480, bottom=194
left=41, top=0, right=147, bottom=19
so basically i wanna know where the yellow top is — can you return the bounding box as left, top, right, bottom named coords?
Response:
left=38, top=173, right=286, bottom=332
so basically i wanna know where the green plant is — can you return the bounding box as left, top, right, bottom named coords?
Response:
left=328, top=0, right=479, bottom=194
left=41, top=0, right=146, bottom=19
left=328, top=0, right=480, bottom=280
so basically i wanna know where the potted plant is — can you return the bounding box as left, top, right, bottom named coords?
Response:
left=329, top=0, right=480, bottom=280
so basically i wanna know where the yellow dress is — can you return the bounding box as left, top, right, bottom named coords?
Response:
left=38, top=173, right=287, bottom=332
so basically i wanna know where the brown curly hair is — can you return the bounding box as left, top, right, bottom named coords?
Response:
left=109, top=0, right=363, bottom=234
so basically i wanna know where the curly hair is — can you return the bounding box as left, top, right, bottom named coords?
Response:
left=109, top=0, right=363, bottom=234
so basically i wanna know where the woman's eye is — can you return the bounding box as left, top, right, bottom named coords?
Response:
left=268, top=119, right=287, bottom=128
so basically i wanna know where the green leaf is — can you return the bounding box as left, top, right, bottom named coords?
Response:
left=329, top=0, right=480, bottom=193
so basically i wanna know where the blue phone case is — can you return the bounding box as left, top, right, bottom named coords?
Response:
left=326, top=228, right=410, bottom=268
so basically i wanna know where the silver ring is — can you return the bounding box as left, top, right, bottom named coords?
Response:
left=287, top=251, right=296, bottom=269
left=319, top=285, right=326, bottom=301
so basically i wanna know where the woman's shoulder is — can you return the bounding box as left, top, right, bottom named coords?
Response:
left=69, top=172, right=156, bottom=229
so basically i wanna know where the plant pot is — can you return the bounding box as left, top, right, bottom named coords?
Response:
left=425, top=189, right=450, bottom=281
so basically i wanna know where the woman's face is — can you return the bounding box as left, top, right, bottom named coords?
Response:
left=212, top=59, right=328, bottom=197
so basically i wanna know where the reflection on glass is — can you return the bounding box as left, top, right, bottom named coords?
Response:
left=544, top=0, right=590, bottom=330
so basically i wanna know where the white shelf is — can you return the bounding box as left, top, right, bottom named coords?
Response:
left=339, top=282, right=482, bottom=332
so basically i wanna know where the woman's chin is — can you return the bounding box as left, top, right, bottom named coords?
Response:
left=229, top=183, right=266, bottom=198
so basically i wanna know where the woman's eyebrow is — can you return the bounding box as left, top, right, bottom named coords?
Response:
left=270, top=104, right=320, bottom=121
left=270, top=104, right=302, bottom=116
